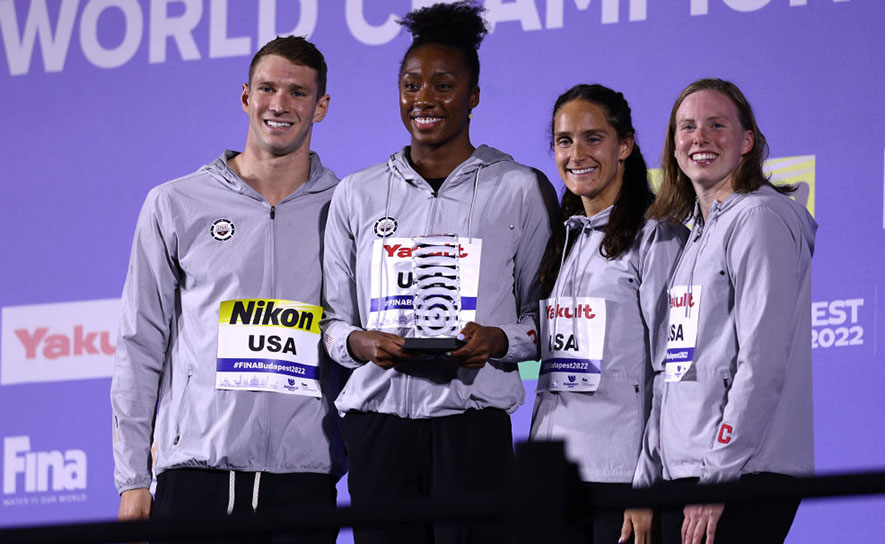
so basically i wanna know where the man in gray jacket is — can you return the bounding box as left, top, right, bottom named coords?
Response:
left=110, top=37, right=343, bottom=540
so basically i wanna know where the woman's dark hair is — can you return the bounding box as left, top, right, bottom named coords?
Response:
left=538, top=84, right=654, bottom=297
left=398, top=1, right=488, bottom=86
left=647, top=78, right=793, bottom=224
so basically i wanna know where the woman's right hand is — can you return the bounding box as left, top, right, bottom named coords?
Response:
left=347, top=330, right=417, bottom=369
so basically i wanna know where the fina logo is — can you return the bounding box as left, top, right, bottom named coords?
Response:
left=373, top=216, right=398, bottom=237
left=568, top=375, right=576, bottom=383
left=3, top=436, right=87, bottom=496
left=210, top=218, right=236, bottom=241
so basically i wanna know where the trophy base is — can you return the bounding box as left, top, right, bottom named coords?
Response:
left=402, top=337, right=465, bottom=352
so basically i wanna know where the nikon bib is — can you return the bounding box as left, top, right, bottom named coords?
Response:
left=216, top=299, right=322, bottom=397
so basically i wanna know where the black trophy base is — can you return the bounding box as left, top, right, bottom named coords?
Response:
left=402, top=337, right=465, bottom=352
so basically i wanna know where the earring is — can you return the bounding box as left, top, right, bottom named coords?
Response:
left=468, top=111, right=473, bottom=119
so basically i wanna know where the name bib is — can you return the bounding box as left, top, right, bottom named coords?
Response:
left=216, top=299, right=323, bottom=397
left=368, top=236, right=481, bottom=335
left=665, top=286, right=702, bottom=382
left=538, top=297, right=606, bottom=393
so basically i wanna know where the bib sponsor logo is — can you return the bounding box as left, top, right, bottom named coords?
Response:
left=1, top=299, right=119, bottom=385
left=373, top=216, right=398, bottom=237
left=669, top=293, right=697, bottom=309
left=2, top=436, right=87, bottom=507
left=381, top=242, right=469, bottom=259
left=545, top=303, right=597, bottom=320
left=811, top=298, right=864, bottom=349
left=210, top=218, right=235, bottom=241
left=227, top=300, right=316, bottom=331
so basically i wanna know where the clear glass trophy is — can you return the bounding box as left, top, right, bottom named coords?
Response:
left=402, top=233, right=466, bottom=352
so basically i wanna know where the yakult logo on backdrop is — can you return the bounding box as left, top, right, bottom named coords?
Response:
left=2, top=436, right=87, bottom=507
left=1, top=298, right=119, bottom=385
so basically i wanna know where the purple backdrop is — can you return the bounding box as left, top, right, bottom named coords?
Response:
left=2, top=1, right=883, bottom=542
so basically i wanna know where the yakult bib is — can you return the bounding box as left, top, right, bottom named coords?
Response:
left=538, top=297, right=607, bottom=392
left=665, top=285, right=702, bottom=382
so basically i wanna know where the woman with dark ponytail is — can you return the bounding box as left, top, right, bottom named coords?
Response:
left=321, top=2, right=557, bottom=543
left=531, top=84, right=687, bottom=544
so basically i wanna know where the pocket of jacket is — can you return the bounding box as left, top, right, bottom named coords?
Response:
left=172, top=373, right=193, bottom=446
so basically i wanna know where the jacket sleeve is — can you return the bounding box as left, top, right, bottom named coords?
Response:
left=492, top=170, right=558, bottom=364
left=320, top=178, right=364, bottom=369
left=110, top=188, right=179, bottom=494
left=634, top=371, right=665, bottom=487
left=632, top=221, right=688, bottom=487
left=700, top=207, right=801, bottom=483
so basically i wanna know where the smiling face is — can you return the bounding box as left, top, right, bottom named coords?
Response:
left=673, top=89, right=753, bottom=196
left=241, top=54, right=329, bottom=159
left=399, top=44, right=479, bottom=154
left=554, top=99, right=633, bottom=216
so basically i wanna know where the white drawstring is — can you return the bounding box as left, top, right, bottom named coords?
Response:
left=466, top=166, right=482, bottom=241
left=571, top=220, right=590, bottom=343
left=226, top=470, right=235, bottom=515
left=552, top=216, right=588, bottom=348
left=373, top=169, right=395, bottom=330
left=226, top=471, right=263, bottom=515
left=251, top=472, right=261, bottom=512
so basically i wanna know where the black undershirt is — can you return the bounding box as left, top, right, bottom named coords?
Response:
left=404, top=149, right=446, bottom=195
left=425, top=177, right=445, bottom=194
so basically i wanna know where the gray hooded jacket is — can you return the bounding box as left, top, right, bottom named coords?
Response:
left=322, top=145, right=557, bottom=418
left=633, top=185, right=817, bottom=487
left=111, top=151, right=345, bottom=494
left=531, top=208, right=687, bottom=483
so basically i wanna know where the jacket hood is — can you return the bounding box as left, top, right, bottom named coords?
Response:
left=387, top=144, right=514, bottom=189
left=565, top=205, right=613, bottom=234
left=202, top=150, right=338, bottom=200
left=699, top=184, right=816, bottom=252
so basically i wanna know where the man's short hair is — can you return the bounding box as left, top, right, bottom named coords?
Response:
left=248, top=36, right=327, bottom=98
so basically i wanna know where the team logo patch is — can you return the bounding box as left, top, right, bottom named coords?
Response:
left=373, top=216, right=398, bottom=237
left=210, top=219, right=235, bottom=241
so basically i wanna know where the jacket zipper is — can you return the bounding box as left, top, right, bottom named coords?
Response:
left=265, top=202, right=277, bottom=466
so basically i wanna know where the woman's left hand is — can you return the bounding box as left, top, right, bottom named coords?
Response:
left=447, top=322, right=508, bottom=368
left=682, top=503, right=724, bottom=544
